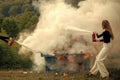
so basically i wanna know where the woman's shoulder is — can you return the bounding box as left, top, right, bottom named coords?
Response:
left=105, top=30, right=110, bottom=33
left=104, top=30, right=111, bottom=35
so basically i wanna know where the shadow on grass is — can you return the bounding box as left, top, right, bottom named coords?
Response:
left=109, top=68, right=120, bottom=80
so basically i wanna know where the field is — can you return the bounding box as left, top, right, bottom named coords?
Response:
left=0, top=69, right=120, bottom=80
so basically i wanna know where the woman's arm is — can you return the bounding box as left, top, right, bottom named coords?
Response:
left=96, top=39, right=104, bottom=42
left=96, top=32, right=103, bottom=38
left=95, top=32, right=104, bottom=42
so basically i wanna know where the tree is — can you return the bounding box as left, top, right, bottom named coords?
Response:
left=24, top=15, right=38, bottom=30
left=0, top=45, right=32, bottom=69
left=15, top=11, right=37, bottom=31
left=0, top=18, right=3, bottom=32
left=2, top=17, right=19, bottom=37
left=8, top=5, right=21, bottom=16
left=22, top=4, right=34, bottom=12
left=0, top=3, right=11, bottom=17
left=0, top=13, right=4, bottom=18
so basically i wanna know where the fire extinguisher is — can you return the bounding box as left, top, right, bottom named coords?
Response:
left=92, top=32, right=96, bottom=42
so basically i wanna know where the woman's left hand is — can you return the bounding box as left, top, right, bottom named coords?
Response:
left=96, top=40, right=100, bottom=42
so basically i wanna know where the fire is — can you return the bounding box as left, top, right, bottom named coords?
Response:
left=45, top=53, right=91, bottom=73
left=56, top=55, right=69, bottom=61
left=83, top=53, right=90, bottom=60
left=67, top=55, right=74, bottom=60
left=56, top=56, right=65, bottom=60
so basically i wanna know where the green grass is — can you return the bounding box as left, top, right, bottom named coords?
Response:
left=0, top=69, right=119, bottom=80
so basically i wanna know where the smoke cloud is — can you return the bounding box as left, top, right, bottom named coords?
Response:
left=18, top=0, right=120, bottom=71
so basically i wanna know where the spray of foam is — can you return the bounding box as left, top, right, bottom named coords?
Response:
left=18, top=0, right=120, bottom=71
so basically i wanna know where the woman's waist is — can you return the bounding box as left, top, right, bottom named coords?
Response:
left=103, top=43, right=111, bottom=48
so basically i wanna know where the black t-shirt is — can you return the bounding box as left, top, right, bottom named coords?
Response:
left=96, top=30, right=111, bottom=43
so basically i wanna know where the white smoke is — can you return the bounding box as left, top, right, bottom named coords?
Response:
left=18, top=0, right=120, bottom=71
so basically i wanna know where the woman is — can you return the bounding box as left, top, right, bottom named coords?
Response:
left=88, top=20, right=114, bottom=80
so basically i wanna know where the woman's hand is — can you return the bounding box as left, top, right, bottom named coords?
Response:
left=96, top=40, right=100, bottom=42
left=93, top=32, right=98, bottom=34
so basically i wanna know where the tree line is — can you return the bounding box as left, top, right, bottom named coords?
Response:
left=0, top=0, right=39, bottom=37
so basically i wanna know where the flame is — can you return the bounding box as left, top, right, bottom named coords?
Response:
left=56, top=56, right=65, bottom=60
left=83, top=53, right=90, bottom=60
left=67, top=55, right=74, bottom=60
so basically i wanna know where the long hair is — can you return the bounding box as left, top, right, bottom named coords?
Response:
left=102, top=20, right=114, bottom=40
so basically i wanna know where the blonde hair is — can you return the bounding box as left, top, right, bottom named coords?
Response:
left=102, top=20, right=114, bottom=40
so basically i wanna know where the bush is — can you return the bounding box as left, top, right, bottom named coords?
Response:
left=0, top=45, right=32, bottom=69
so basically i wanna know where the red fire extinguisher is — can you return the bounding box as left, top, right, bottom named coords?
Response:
left=92, top=32, right=96, bottom=42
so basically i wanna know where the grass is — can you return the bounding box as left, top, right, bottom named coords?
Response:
left=0, top=68, right=119, bottom=80
left=0, top=70, right=95, bottom=80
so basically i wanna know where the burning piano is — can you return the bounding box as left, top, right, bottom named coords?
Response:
left=41, top=52, right=91, bottom=73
